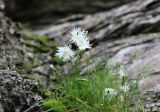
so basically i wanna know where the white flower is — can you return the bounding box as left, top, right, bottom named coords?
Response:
left=70, top=28, right=91, bottom=50
left=55, top=45, right=75, bottom=61
left=120, top=85, right=129, bottom=92
left=76, top=36, right=91, bottom=50
left=70, top=28, right=86, bottom=37
left=70, top=28, right=86, bottom=43
left=104, top=88, right=117, bottom=96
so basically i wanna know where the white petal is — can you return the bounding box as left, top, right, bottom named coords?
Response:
left=55, top=45, right=75, bottom=61
left=69, top=28, right=91, bottom=50
left=104, top=88, right=117, bottom=96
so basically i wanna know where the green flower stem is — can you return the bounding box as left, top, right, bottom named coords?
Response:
left=71, top=50, right=84, bottom=77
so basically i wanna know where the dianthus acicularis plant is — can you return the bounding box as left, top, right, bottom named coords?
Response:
left=42, top=28, right=145, bottom=112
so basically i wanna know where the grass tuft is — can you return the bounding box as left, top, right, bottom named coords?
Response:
left=42, top=60, right=144, bottom=112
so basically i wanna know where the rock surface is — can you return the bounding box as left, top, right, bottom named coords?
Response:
left=1, top=0, right=160, bottom=111
left=0, top=70, right=42, bottom=112
left=0, top=0, right=43, bottom=112
left=111, top=34, right=160, bottom=92
left=33, top=0, right=160, bottom=43
left=5, top=0, right=133, bottom=25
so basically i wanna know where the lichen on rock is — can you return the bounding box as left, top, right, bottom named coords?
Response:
left=0, top=70, right=42, bottom=112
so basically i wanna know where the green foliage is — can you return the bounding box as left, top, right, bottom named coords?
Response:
left=42, top=60, right=144, bottom=112
left=43, top=99, right=65, bottom=112
left=21, top=29, right=58, bottom=53
left=52, top=56, right=65, bottom=65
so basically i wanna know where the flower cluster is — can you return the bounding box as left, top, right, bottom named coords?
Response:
left=56, top=28, right=91, bottom=61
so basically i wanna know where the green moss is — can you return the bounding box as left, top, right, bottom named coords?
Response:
left=36, top=86, right=54, bottom=98
left=22, top=29, right=33, bottom=37
left=32, top=58, right=43, bottom=66
left=42, top=99, right=65, bottom=112
left=21, top=29, right=58, bottom=53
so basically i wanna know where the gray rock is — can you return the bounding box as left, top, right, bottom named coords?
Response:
left=5, top=0, right=133, bottom=25
left=114, top=42, right=160, bottom=91
left=0, top=103, right=4, bottom=112
left=32, top=64, right=52, bottom=75
left=0, top=70, right=42, bottom=112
